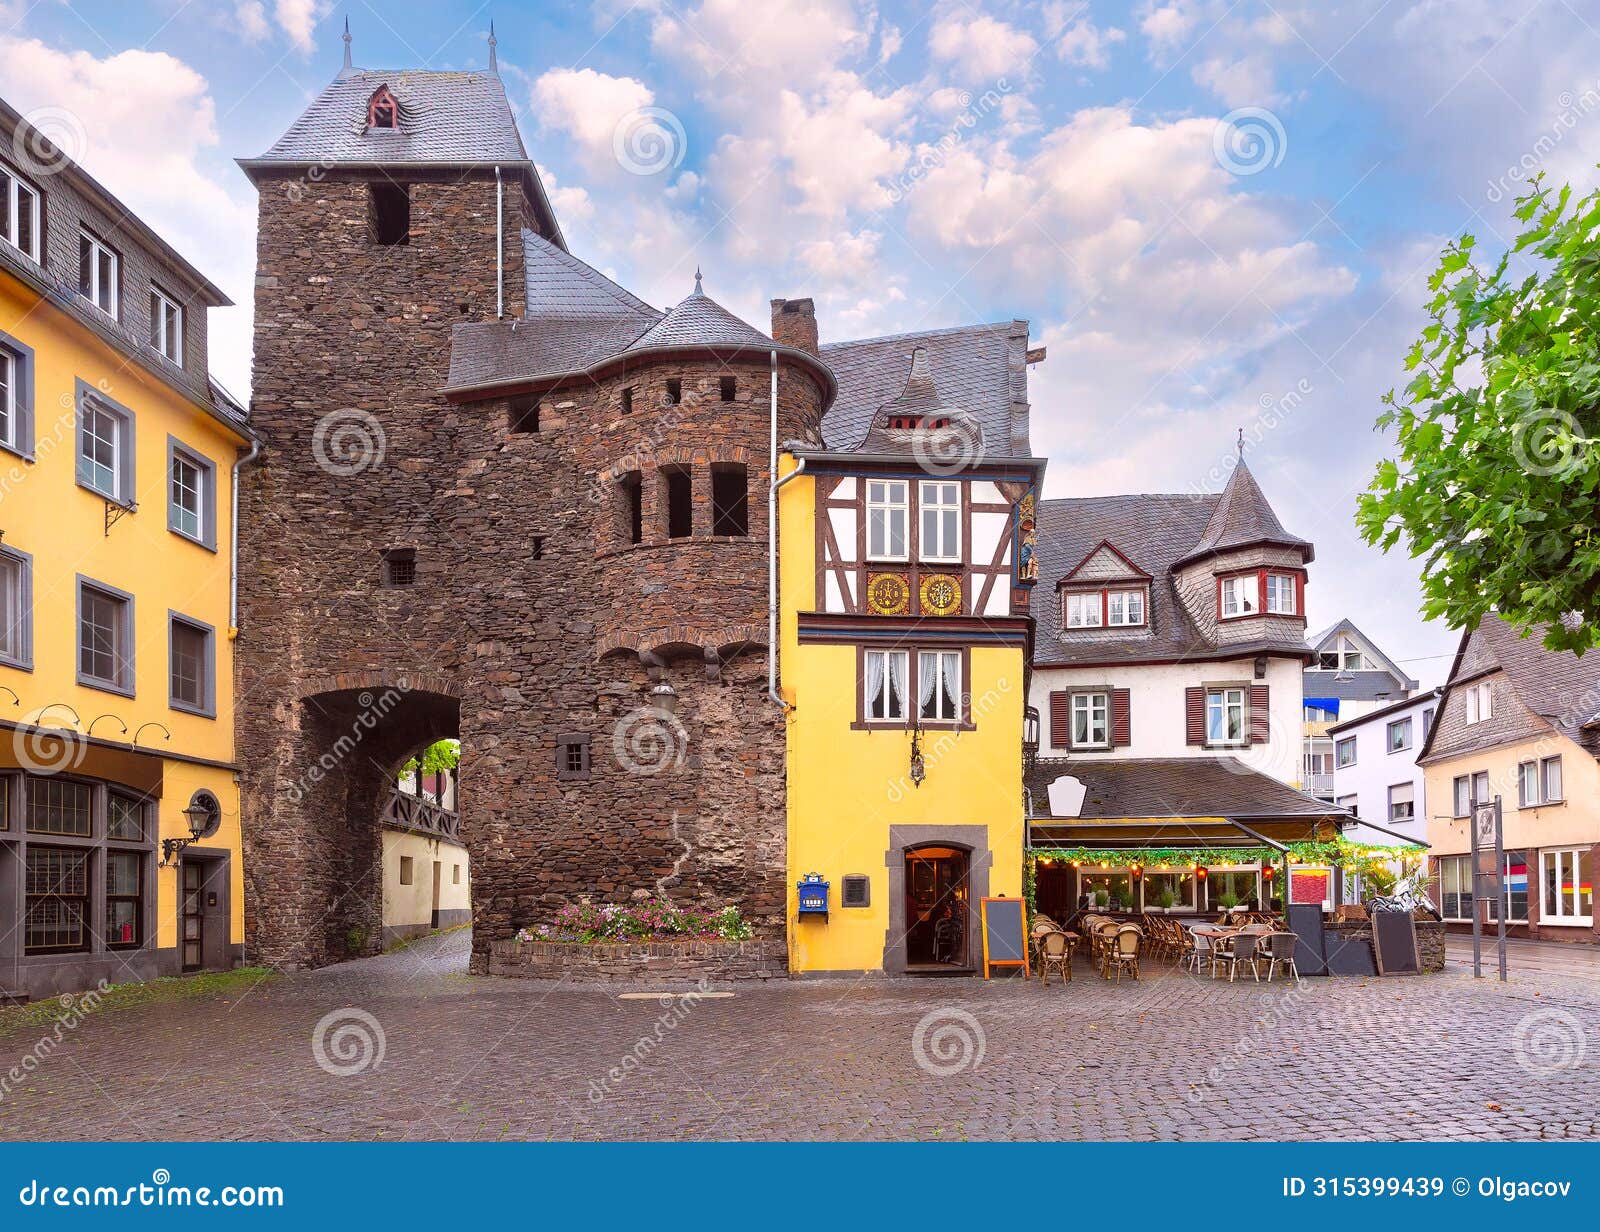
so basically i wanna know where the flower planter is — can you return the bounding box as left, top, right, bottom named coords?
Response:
left=488, top=937, right=788, bottom=982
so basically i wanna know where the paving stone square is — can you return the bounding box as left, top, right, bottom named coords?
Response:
left=0, top=931, right=1594, bottom=1141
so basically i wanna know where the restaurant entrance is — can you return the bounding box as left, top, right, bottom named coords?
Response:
left=904, top=846, right=971, bottom=968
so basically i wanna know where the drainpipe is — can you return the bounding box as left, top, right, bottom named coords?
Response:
left=767, top=349, right=804, bottom=711
left=494, top=165, right=504, bottom=318
left=229, top=437, right=262, bottom=636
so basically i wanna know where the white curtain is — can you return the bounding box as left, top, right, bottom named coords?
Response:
left=867, top=651, right=885, bottom=718
left=918, top=653, right=937, bottom=717
left=887, top=652, right=906, bottom=717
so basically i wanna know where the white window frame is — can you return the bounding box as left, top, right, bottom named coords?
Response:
left=1517, top=755, right=1564, bottom=807
left=77, top=386, right=135, bottom=505
left=1386, top=717, right=1411, bottom=754
left=918, top=650, right=961, bottom=723
left=1335, top=736, right=1356, bottom=768
left=1543, top=755, right=1563, bottom=804
left=917, top=480, right=960, bottom=563
left=0, top=161, right=40, bottom=261
left=150, top=285, right=183, bottom=366
left=1541, top=847, right=1593, bottom=926
left=167, top=439, right=215, bottom=549
left=864, top=648, right=908, bottom=723
left=1205, top=687, right=1246, bottom=746
left=79, top=231, right=119, bottom=319
left=1063, top=591, right=1102, bottom=629
left=1387, top=782, right=1415, bottom=824
left=1336, top=793, right=1359, bottom=818
left=1070, top=691, right=1109, bottom=750
left=1452, top=774, right=1471, bottom=818
left=1106, top=588, right=1145, bottom=627
left=1464, top=681, right=1492, bottom=725
left=1264, top=572, right=1297, bottom=614
left=1219, top=575, right=1254, bottom=620
left=866, top=480, right=908, bottom=562
left=1438, top=854, right=1472, bottom=922
left=76, top=575, right=135, bottom=696
left=0, top=545, right=32, bottom=670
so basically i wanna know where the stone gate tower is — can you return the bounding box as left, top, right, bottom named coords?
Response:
left=236, top=41, right=830, bottom=970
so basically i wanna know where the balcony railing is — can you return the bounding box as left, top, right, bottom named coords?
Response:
left=381, top=787, right=461, bottom=842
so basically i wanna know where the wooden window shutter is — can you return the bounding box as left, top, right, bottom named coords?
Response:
left=1185, top=687, right=1205, bottom=745
left=1049, top=691, right=1070, bottom=749
left=1249, top=684, right=1271, bottom=744
left=1111, top=688, right=1131, bottom=747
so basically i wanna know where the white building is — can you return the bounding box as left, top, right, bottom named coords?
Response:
left=1324, top=688, right=1441, bottom=849
left=1301, top=619, right=1419, bottom=800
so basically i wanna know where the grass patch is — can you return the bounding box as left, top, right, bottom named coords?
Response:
left=0, top=967, right=276, bottom=1035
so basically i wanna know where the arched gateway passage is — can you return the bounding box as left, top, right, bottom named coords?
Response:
left=241, top=672, right=461, bottom=969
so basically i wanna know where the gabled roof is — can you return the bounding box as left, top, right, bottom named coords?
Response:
left=1419, top=615, right=1600, bottom=760
left=1056, top=539, right=1152, bottom=587
left=1172, top=458, right=1313, bottom=567
left=821, top=320, right=1032, bottom=459
left=1304, top=617, right=1420, bottom=691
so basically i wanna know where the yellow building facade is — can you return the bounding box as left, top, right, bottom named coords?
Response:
left=778, top=330, right=1045, bottom=975
left=0, top=101, right=250, bottom=999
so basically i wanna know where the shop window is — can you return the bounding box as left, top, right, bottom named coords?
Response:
left=27, top=778, right=92, bottom=836
left=105, top=851, right=143, bottom=949
left=1542, top=848, right=1593, bottom=924
left=24, top=846, right=89, bottom=954
left=711, top=464, right=748, bottom=536
left=1438, top=855, right=1472, bottom=920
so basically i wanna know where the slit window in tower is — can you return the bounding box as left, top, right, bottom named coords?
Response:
left=663, top=466, right=693, bottom=539
left=509, top=395, right=540, bottom=433
left=381, top=547, right=417, bottom=587
left=664, top=378, right=681, bottom=406
left=370, top=182, right=410, bottom=246
left=711, top=464, right=748, bottom=536
left=719, top=376, right=736, bottom=402
left=621, top=386, right=634, bottom=414
left=619, top=471, right=643, bottom=545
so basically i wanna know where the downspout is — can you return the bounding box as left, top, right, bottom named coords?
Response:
left=229, top=437, right=262, bottom=636
left=768, top=348, right=804, bottom=710
left=494, top=165, right=504, bottom=318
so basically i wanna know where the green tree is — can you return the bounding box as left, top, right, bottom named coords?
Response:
left=1358, top=176, right=1600, bottom=653
left=400, top=738, right=459, bottom=779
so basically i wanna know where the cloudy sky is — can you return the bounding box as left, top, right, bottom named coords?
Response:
left=5, top=0, right=1599, bottom=683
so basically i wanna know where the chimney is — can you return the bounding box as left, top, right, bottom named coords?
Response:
left=770, top=297, right=819, bottom=356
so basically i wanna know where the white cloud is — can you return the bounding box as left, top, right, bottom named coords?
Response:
left=1139, top=0, right=1207, bottom=62
left=233, top=1, right=271, bottom=43
left=0, top=37, right=256, bottom=391
left=1192, top=53, right=1280, bottom=107
left=1045, top=6, right=1126, bottom=69
left=650, top=0, right=868, bottom=98
left=272, top=0, right=331, bottom=53
left=531, top=67, right=657, bottom=172
left=928, top=12, right=1038, bottom=81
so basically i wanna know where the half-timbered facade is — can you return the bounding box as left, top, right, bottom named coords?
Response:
left=780, top=324, right=1046, bottom=975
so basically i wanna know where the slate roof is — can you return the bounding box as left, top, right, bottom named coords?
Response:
left=1173, top=458, right=1313, bottom=567
left=1026, top=758, right=1340, bottom=820
left=820, top=321, right=1032, bottom=458
left=1301, top=670, right=1416, bottom=703
left=1033, top=493, right=1218, bottom=664
left=246, top=69, right=529, bottom=165
left=1434, top=615, right=1600, bottom=755
left=624, top=275, right=774, bottom=352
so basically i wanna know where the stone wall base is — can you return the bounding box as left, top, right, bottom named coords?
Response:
left=1328, top=917, right=1446, bottom=973
left=486, top=937, right=788, bottom=982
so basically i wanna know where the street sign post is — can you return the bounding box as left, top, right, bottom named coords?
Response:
left=1470, top=794, right=1507, bottom=981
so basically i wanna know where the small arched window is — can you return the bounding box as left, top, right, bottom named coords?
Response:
left=368, top=87, right=399, bottom=130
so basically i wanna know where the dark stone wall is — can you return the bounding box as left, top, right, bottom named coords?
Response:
left=240, top=169, right=816, bottom=970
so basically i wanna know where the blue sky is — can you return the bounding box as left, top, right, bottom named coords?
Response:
left=5, top=0, right=1600, bottom=682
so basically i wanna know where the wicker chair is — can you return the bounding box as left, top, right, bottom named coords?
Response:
left=1037, top=928, right=1073, bottom=985
left=1264, top=931, right=1301, bottom=982
left=1103, top=924, right=1143, bottom=983
left=1092, top=920, right=1119, bottom=968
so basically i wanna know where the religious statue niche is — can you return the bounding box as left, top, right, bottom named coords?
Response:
left=1016, top=489, right=1039, bottom=585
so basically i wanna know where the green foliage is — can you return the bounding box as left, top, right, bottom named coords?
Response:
left=400, top=738, right=460, bottom=779
left=520, top=901, right=753, bottom=943
left=1217, top=891, right=1241, bottom=910
left=1357, top=175, right=1600, bottom=653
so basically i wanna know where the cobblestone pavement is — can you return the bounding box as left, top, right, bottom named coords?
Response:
left=1, top=929, right=1595, bottom=1141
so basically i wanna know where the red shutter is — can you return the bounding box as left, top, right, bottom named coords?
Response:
left=1111, top=688, right=1131, bottom=747
left=1249, top=684, right=1271, bottom=744
left=1185, top=687, right=1205, bottom=745
left=1049, top=691, right=1069, bottom=749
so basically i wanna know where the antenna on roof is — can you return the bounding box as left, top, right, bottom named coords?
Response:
left=488, top=20, right=498, bottom=73
left=341, top=16, right=353, bottom=75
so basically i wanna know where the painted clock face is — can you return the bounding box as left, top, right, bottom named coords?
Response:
left=920, top=573, right=962, bottom=616
left=866, top=573, right=910, bottom=616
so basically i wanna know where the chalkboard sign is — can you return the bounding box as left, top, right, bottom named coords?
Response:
left=980, top=897, right=1029, bottom=979
left=1372, top=910, right=1421, bottom=975
left=1286, top=904, right=1328, bottom=976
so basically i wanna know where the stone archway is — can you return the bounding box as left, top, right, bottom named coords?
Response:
left=240, top=672, right=461, bottom=969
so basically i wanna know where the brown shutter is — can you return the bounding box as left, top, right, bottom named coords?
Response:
left=1185, top=687, right=1205, bottom=745
left=1249, top=684, right=1271, bottom=744
left=1111, top=688, right=1131, bottom=747
left=1049, top=691, right=1069, bottom=749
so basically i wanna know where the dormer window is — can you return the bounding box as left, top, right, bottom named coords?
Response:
left=1063, top=585, right=1148, bottom=630
left=1064, top=591, right=1102, bottom=629
left=1219, top=575, right=1254, bottom=619
left=368, top=87, right=399, bottom=129
left=888, top=414, right=951, bottom=430
left=1106, top=588, right=1145, bottom=627
left=1219, top=569, right=1302, bottom=620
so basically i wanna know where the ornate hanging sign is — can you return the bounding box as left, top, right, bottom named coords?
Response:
left=919, top=573, right=962, bottom=616
left=866, top=572, right=911, bottom=616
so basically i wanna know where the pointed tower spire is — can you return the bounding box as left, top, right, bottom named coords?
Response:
left=488, top=20, right=498, bottom=72
left=692, top=266, right=704, bottom=297
left=340, top=16, right=353, bottom=75
left=1236, top=426, right=1244, bottom=457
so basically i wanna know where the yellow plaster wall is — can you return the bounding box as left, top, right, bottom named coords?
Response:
left=779, top=457, right=1026, bottom=973
left=1425, top=729, right=1600, bottom=857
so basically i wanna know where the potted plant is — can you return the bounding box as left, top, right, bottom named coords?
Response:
left=1093, top=888, right=1110, bottom=909
left=1217, top=890, right=1240, bottom=912
left=1157, top=889, right=1177, bottom=912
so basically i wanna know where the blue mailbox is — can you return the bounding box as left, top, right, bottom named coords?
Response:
left=797, top=873, right=830, bottom=918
